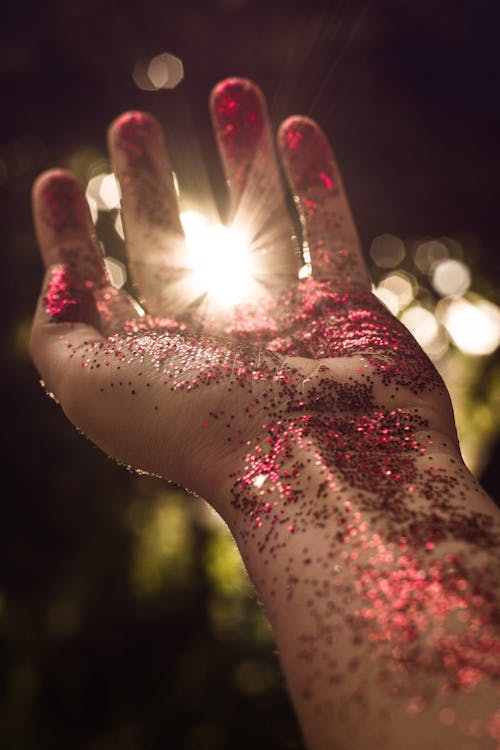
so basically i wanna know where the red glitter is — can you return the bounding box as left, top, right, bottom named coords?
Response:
left=39, top=172, right=86, bottom=232
left=113, top=111, right=157, bottom=161
left=44, top=266, right=97, bottom=324
left=318, top=172, right=334, bottom=190
left=31, top=78, right=500, bottom=747
left=279, top=117, right=339, bottom=195
left=38, top=172, right=108, bottom=287
left=211, top=78, right=264, bottom=161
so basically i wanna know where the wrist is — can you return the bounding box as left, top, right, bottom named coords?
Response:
left=214, top=416, right=465, bottom=531
left=216, top=425, right=499, bottom=750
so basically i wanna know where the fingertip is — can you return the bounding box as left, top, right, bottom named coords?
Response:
left=210, top=76, right=257, bottom=104
left=278, top=116, right=339, bottom=198
left=107, top=110, right=162, bottom=155
left=32, top=168, right=91, bottom=243
left=278, top=116, right=328, bottom=156
left=32, top=168, right=81, bottom=209
left=278, top=114, right=312, bottom=134
left=209, top=77, right=265, bottom=125
left=33, top=166, right=76, bottom=190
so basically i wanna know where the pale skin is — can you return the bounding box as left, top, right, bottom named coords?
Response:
left=30, top=78, right=500, bottom=749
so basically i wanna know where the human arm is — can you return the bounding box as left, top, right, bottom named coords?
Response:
left=29, top=78, right=500, bottom=749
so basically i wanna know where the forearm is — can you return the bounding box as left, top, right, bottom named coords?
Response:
left=221, top=434, right=500, bottom=750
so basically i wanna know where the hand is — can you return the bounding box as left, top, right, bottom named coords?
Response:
left=29, top=79, right=500, bottom=750
left=30, top=77, right=457, bottom=518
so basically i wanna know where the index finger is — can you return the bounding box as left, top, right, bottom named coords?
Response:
left=210, top=78, right=302, bottom=283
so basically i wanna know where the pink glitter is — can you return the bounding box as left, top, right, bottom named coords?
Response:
left=33, top=79, right=500, bottom=746
left=44, top=266, right=97, bottom=324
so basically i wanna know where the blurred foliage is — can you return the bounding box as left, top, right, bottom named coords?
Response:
left=1, top=1, right=500, bottom=748
left=369, top=231, right=500, bottom=477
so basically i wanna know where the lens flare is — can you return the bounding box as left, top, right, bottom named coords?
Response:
left=432, top=259, right=471, bottom=296
left=401, top=305, right=438, bottom=346
left=369, top=233, right=405, bottom=269
left=133, top=53, right=184, bottom=92
left=180, top=210, right=255, bottom=307
left=373, top=271, right=417, bottom=315
left=86, top=172, right=120, bottom=212
left=99, top=173, right=121, bottom=210
left=104, top=256, right=127, bottom=289
left=437, top=296, right=500, bottom=355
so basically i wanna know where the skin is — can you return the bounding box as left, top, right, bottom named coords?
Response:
left=30, top=78, right=500, bottom=749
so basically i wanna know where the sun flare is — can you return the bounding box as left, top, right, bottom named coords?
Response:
left=180, top=210, right=256, bottom=307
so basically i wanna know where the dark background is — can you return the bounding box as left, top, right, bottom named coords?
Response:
left=1, top=1, right=499, bottom=748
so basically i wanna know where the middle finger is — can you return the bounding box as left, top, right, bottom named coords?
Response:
left=210, top=78, right=301, bottom=283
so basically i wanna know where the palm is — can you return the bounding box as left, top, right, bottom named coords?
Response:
left=30, top=78, right=456, bottom=511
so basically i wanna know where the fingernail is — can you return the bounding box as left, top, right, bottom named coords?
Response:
left=212, top=79, right=265, bottom=155
left=44, top=265, right=98, bottom=324
left=39, top=172, right=87, bottom=232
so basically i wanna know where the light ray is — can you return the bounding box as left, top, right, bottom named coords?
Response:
left=180, top=210, right=261, bottom=308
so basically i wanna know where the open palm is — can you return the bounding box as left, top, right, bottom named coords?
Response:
left=30, top=78, right=457, bottom=517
